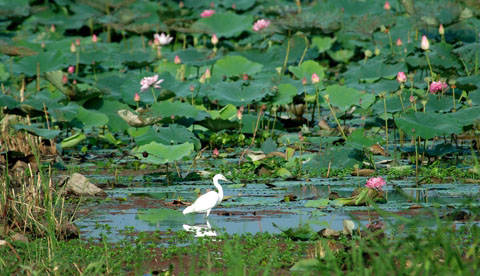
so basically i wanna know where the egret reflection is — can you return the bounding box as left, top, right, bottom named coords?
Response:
left=183, top=220, right=217, bottom=237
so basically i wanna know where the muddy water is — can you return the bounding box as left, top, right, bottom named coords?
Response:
left=75, top=175, right=479, bottom=241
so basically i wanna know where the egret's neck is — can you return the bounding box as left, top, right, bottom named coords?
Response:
left=214, top=179, right=224, bottom=204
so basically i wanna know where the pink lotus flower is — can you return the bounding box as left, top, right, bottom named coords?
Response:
left=92, top=34, right=98, bottom=43
left=396, top=72, right=407, bottom=83
left=311, top=73, right=320, bottom=84
left=384, top=1, right=391, bottom=10
left=421, top=35, right=430, bottom=50
left=396, top=38, right=402, bottom=46
left=134, top=93, right=140, bottom=102
left=211, top=34, right=218, bottom=45
left=62, top=75, right=68, bottom=84
left=153, top=33, right=173, bottom=46
left=213, top=148, right=219, bottom=157
left=253, top=19, right=271, bottom=32
left=429, top=81, right=448, bottom=94
left=366, top=176, right=386, bottom=190
left=200, top=9, right=215, bottom=18
left=174, top=55, right=181, bottom=64
left=140, top=75, right=164, bottom=92
left=67, top=66, right=75, bottom=74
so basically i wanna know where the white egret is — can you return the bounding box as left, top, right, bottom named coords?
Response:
left=183, top=174, right=229, bottom=218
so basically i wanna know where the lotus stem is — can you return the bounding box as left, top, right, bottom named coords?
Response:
left=298, top=34, right=309, bottom=66
left=36, top=62, right=40, bottom=92
left=74, top=50, right=80, bottom=77
left=424, top=51, right=434, bottom=78
left=279, top=31, right=291, bottom=82
left=150, top=87, right=157, bottom=103
left=452, top=86, right=456, bottom=112
left=382, top=93, right=388, bottom=156
left=414, top=131, right=419, bottom=185
left=324, top=95, right=347, bottom=141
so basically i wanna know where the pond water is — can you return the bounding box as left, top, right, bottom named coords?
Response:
left=75, top=174, right=480, bottom=241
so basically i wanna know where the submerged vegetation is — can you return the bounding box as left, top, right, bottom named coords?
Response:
left=1, top=0, right=480, bottom=274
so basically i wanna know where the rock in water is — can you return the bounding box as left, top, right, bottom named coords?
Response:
left=64, top=173, right=106, bottom=196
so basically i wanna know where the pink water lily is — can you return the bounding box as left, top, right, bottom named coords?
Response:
left=253, top=19, right=271, bottom=32
left=154, top=33, right=173, bottom=46
left=429, top=81, right=448, bottom=94
left=140, top=75, right=164, bottom=92
left=365, top=176, right=386, bottom=190
left=201, top=9, right=215, bottom=18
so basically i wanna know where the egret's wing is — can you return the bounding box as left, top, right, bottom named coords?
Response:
left=188, top=191, right=218, bottom=213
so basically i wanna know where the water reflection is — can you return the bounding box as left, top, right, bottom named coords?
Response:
left=183, top=220, right=217, bottom=237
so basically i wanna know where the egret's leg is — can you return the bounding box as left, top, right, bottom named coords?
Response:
left=206, top=209, right=211, bottom=218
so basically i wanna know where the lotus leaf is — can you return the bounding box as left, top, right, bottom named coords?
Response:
left=323, top=84, right=375, bottom=112
left=395, top=111, right=463, bottom=140
left=132, top=141, right=194, bottom=164
left=192, top=12, right=253, bottom=38
left=214, top=55, right=263, bottom=78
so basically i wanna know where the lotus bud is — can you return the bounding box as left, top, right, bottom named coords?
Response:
left=302, top=77, right=307, bottom=85
left=73, top=79, right=77, bottom=85
left=190, top=85, right=195, bottom=92
left=75, top=39, right=80, bottom=46
left=384, top=1, right=391, bottom=10
left=364, top=49, right=373, bottom=58
left=41, top=42, right=46, bottom=49
left=179, top=1, right=184, bottom=8
left=311, top=73, right=320, bottom=84
left=134, top=93, right=140, bottom=102
left=211, top=34, right=219, bottom=45
left=70, top=42, right=76, bottom=53
left=210, top=1, right=214, bottom=8
left=92, top=34, right=98, bottom=43
left=199, top=74, right=206, bottom=84
left=237, top=109, right=243, bottom=120
left=174, top=55, right=181, bottom=64
left=68, top=66, right=75, bottom=74
left=298, top=131, right=304, bottom=142
left=374, top=47, right=380, bottom=56
left=232, top=3, right=236, bottom=9
left=396, top=72, right=407, bottom=83
left=204, top=68, right=211, bottom=79
left=439, top=24, right=445, bottom=36
left=409, top=95, right=415, bottom=103
left=50, top=24, right=56, bottom=33
left=242, top=73, right=249, bottom=81
left=396, top=38, right=403, bottom=46
left=421, top=35, right=430, bottom=50
left=62, top=75, right=68, bottom=84
left=213, top=148, right=219, bottom=157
